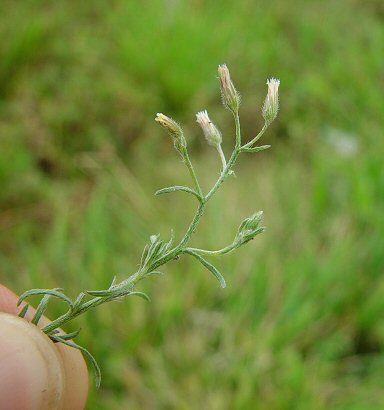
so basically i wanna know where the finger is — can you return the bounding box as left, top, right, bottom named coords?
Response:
left=0, top=285, right=88, bottom=410
left=0, top=284, right=24, bottom=315
left=0, top=313, right=65, bottom=410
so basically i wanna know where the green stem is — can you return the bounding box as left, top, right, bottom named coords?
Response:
left=43, top=297, right=103, bottom=334
left=217, top=144, right=227, bottom=171
left=242, top=123, right=268, bottom=149
left=177, top=111, right=242, bottom=249
left=206, top=111, right=242, bottom=201
left=185, top=243, right=237, bottom=256
left=177, top=201, right=206, bottom=249
left=182, top=148, right=203, bottom=198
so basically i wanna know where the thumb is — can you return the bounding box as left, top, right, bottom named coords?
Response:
left=0, top=313, right=66, bottom=410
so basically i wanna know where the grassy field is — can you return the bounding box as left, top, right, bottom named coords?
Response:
left=1, top=0, right=384, bottom=408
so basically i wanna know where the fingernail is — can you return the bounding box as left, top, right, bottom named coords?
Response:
left=0, top=313, right=65, bottom=410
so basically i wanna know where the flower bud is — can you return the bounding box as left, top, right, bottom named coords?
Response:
left=155, top=113, right=183, bottom=138
left=196, top=110, right=222, bottom=147
left=233, top=211, right=265, bottom=247
left=155, top=113, right=187, bottom=154
left=262, top=78, right=280, bottom=124
left=218, top=64, right=240, bottom=113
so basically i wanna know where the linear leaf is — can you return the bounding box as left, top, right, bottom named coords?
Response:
left=18, top=304, right=29, bottom=318
left=86, top=289, right=115, bottom=297
left=185, top=250, right=226, bottom=288
left=143, top=270, right=163, bottom=278
left=50, top=329, right=81, bottom=341
left=129, top=291, right=151, bottom=302
left=31, top=294, right=51, bottom=325
left=50, top=335, right=101, bottom=388
left=73, top=292, right=86, bottom=309
left=17, top=288, right=74, bottom=311
left=241, top=145, right=271, bottom=153
left=155, top=185, right=201, bottom=200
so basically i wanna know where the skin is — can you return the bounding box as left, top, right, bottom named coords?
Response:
left=0, top=284, right=89, bottom=410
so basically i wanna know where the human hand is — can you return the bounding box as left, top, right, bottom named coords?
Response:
left=0, top=284, right=88, bottom=410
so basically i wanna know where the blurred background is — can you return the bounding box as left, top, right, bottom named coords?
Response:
left=1, top=0, right=384, bottom=408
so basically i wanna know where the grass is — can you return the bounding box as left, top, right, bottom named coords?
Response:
left=1, top=0, right=384, bottom=408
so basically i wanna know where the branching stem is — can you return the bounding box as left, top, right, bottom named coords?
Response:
left=242, top=122, right=268, bottom=149
left=41, top=112, right=246, bottom=335
left=19, top=65, right=279, bottom=388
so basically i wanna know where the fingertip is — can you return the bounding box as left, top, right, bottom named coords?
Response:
left=0, top=284, right=20, bottom=315
left=0, top=285, right=89, bottom=409
left=0, top=313, right=65, bottom=410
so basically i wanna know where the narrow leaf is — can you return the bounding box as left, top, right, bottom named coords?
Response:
left=140, top=244, right=149, bottom=269
left=50, top=329, right=81, bottom=341
left=73, top=292, right=86, bottom=309
left=144, top=236, right=163, bottom=266
left=18, top=288, right=74, bottom=311
left=129, top=291, right=151, bottom=302
left=18, top=304, right=29, bottom=318
left=51, top=335, right=101, bottom=388
left=241, top=145, right=271, bottom=153
left=86, top=289, right=115, bottom=297
left=185, top=250, right=226, bottom=288
left=155, top=185, right=201, bottom=200
left=143, top=270, right=163, bottom=278
left=31, top=294, right=51, bottom=325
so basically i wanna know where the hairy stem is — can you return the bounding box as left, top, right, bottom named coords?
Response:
left=206, top=112, right=241, bottom=200
left=182, top=147, right=203, bottom=198
left=185, top=243, right=236, bottom=256
left=217, top=145, right=227, bottom=170
left=242, top=122, right=268, bottom=149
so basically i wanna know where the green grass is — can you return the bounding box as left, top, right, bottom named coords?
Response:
left=1, top=0, right=384, bottom=408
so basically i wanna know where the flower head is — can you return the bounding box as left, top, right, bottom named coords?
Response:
left=196, top=110, right=222, bottom=147
left=262, top=78, right=280, bottom=124
left=218, top=64, right=240, bottom=113
left=155, top=113, right=187, bottom=154
left=155, top=113, right=183, bottom=138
